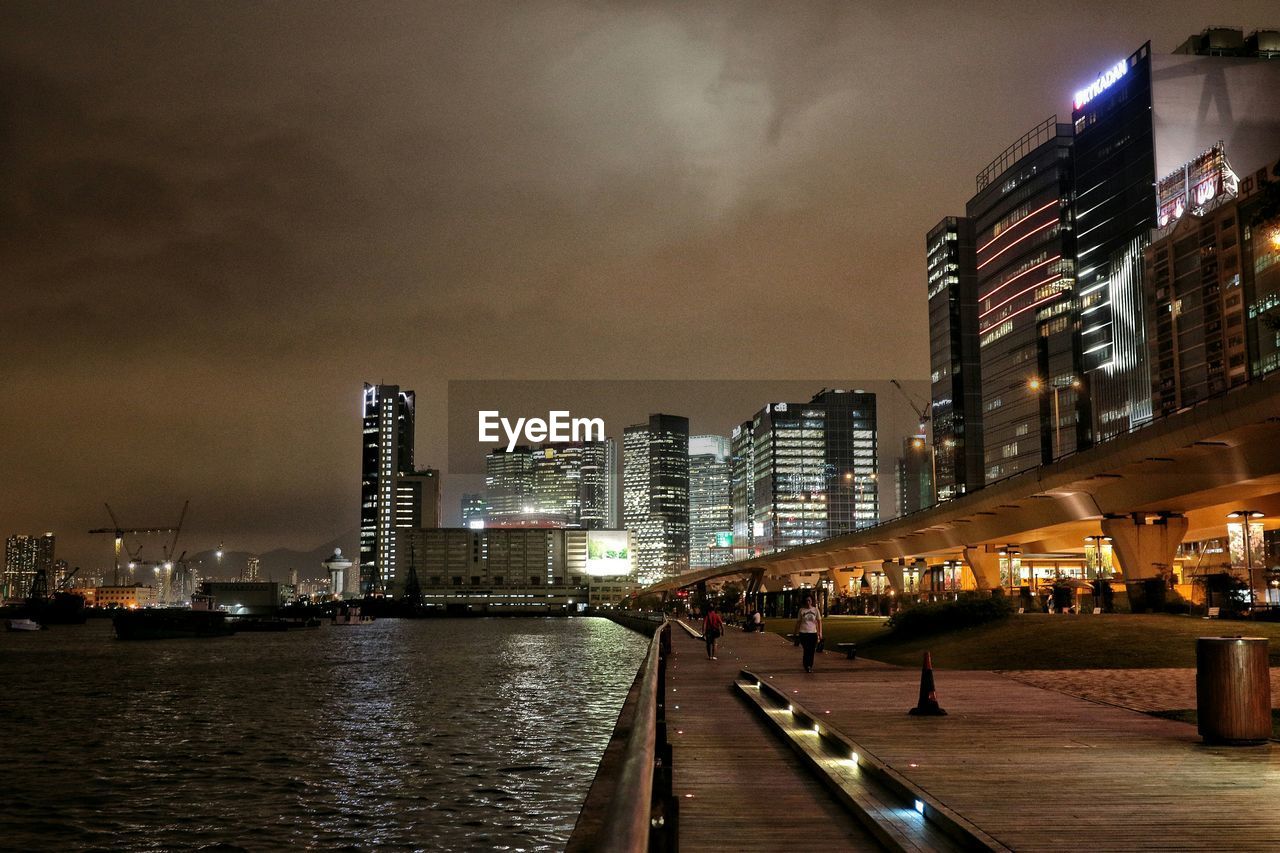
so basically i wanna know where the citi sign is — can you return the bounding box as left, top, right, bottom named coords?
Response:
left=1073, top=59, right=1128, bottom=111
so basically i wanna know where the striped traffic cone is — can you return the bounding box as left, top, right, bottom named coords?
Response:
left=908, top=651, right=947, bottom=716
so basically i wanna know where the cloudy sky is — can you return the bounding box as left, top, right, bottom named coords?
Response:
left=2, top=1, right=1275, bottom=569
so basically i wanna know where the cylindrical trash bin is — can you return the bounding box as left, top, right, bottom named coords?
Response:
left=1196, top=637, right=1271, bottom=745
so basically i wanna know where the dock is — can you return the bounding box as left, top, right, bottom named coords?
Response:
left=662, top=620, right=1280, bottom=851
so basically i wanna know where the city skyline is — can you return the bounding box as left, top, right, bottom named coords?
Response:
left=5, top=2, right=1276, bottom=568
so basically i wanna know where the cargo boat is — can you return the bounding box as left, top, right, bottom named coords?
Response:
left=113, top=608, right=234, bottom=640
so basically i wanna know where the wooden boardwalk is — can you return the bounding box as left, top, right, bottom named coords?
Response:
left=666, top=623, right=879, bottom=851
left=677, top=622, right=1280, bottom=852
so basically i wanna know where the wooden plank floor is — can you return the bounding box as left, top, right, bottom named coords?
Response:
left=701, top=625, right=1280, bottom=852
left=666, top=625, right=880, bottom=851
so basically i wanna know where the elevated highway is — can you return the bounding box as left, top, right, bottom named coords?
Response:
left=647, top=377, right=1280, bottom=601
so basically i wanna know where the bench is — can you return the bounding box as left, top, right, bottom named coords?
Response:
left=833, top=642, right=858, bottom=660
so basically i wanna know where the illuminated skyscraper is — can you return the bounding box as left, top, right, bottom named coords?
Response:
left=1071, top=31, right=1280, bottom=439
left=926, top=216, right=984, bottom=500
left=622, top=415, right=689, bottom=586
left=968, top=118, right=1088, bottom=481
left=730, top=422, right=755, bottom=556
left=3, top=533, right=55, bottom=600
left=485, top=445, right=534, bottom=521
left=688, top=435, right=732, bottom=569
left=359, top=383, right=416, bottom=595
left=746, top=390, right=877, bottom=554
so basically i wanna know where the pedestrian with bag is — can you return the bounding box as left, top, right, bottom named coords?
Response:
left=703, top=606, right=724, bottom=660
left=793, top=594, right=822, bottom=673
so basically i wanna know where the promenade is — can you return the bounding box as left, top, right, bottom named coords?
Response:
left=667, top=620, right=1280, bottom=852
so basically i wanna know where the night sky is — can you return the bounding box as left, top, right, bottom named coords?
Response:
left=3, top=1, right=1275, bottom=569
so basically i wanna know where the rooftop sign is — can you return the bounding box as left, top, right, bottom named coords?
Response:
left=1073, top=59, right=1128, bottom=111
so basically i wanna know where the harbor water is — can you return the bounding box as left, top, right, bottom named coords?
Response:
left=0, top=617, right=648, bottom=851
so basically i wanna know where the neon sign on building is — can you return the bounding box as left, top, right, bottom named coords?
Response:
left=1073, top=59, right=1128, bottom=110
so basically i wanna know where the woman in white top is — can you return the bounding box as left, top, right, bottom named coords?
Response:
left=794, top=595, right=823, bottom=673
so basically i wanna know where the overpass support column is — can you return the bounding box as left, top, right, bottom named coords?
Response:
left=962, top=546, right=1002, bottom=593
left=881, top=560, right=904, bottom=594
left=1100, top=513, right=1189, bottom=612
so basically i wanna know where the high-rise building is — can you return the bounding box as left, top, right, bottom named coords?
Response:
left=1145, top=147, right=1280, bottom=414
left=244, top=556, right=260, bottom=582
left=688, top=435, right=732, bottom=569
left=485, top=445, right=534, bottom=520
left=896, top=434, right=934, bottom=517
left=359, top=383, right=417, bottom=595
left=460, top=493, right=489, bottom=528
left=730, top=422, right=755, bottom=557
left=622, top=414, right=689, bottom=586
left=3, top=533, right=55, bottom=601
left=746, top=390, right=877, bottom=554
left=969, top=118, right=1087, bottom=481
left=813, top=389, right=877, bottom=534
left=485, top=440, right=615, bottom=529
left=1071, top=32, right=1280, bottom=440
left=926, top=216, right=984, bottom=501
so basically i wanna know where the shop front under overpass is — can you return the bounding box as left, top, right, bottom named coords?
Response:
left=643, top=377, right=1280, bottom=603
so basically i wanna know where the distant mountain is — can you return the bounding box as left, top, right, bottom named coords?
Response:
left=185, top=529, right=358, bottom=583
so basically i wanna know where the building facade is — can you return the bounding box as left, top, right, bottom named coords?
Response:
left=969, top=118, right=1086, bottom=482
left=746, top=389, right=877, bottom=554
left=622, top=414, right=690, bottom=586
left=396, top=526, right=634, bottom=610
left=730, top=422, right=755, bottom=557
left=358, top=383, right=427, bottom=595
left=3, top=533, right=55, bottom=601
left=896, top=435, right=934, bottom=517
left=1145, top=149, right=1280, bottom=413
left=688, top=435, right=732, bottom=569
left=926, top=216, right=984, bottom=500
left=1071, top=32, right=1280, bottom=440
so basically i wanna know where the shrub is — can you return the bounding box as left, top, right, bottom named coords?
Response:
left=886, top=594, right=1014, bottom=639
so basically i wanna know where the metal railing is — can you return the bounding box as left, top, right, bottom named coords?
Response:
left=597, top=620, right=676, bottom=852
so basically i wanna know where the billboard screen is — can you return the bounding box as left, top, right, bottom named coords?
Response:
left=586, top=530, right=631, bottom=577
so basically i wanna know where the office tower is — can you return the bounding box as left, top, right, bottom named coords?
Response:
left=244, top=556, right=260, bottom=582
left=1145, top=148, right=1280, bottom=413
left=623, top=415, right=690, bottom=586
left=688, top=435, right=732, bottom=569
left=896, top=435, right=934, bottom=517
left=398, top=468, right=441, bottom=529
left=576, top=438, right=616, bottom=530
left=968, top=118, right=1086, bottom=481
left=748, top=390, right=877, bottom=554
left=1071, top=32, right=1280, bottom=440
left=359, top=383, right=415, bottom=595
left=3, top=533, right=55, bottom=600
left=485, top=445, right=534, bottom=520
left=461, top=493, right=489, bottom=528
left=814, top=389, right=877, bottom=533
left=730, top=422, right=755, bottom=556
left=927, top=216, right=984, bottom=500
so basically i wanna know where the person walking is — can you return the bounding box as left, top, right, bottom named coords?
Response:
left=793, top=595, right=822, bottom=673
left=703, top=606, right=723, bottom=660
left=752, top=608, right=763, bottom=634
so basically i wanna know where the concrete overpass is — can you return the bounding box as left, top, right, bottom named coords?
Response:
left=646, top=377, right=1280, bottom=604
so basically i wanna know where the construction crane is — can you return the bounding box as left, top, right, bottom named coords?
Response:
left=89, top=502, right=186, bottom=586
left=890, top=379, right=931, bottom=434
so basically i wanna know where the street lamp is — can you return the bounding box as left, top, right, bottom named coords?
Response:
left=1029, top=376, right=1082, bottom=461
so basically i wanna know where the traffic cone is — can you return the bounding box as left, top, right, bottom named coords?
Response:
left=908, top=651, right=947, bottom=716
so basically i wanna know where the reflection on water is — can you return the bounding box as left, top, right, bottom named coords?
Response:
left=0, top=617, right=647, bottom=851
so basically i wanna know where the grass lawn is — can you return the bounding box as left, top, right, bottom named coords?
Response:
left=766, top=613, right=1280, bottom=670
